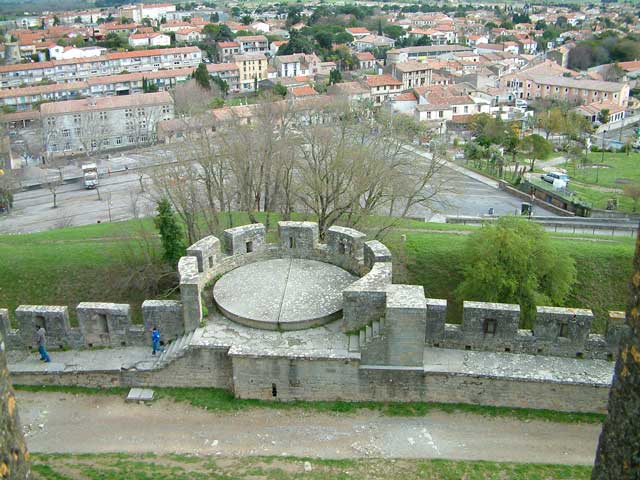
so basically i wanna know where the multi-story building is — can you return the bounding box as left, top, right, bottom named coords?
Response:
left=217, top=41, right=240, bottom=62
left=41, top=91, right=174, bottom=155
left=355, top=52, right=376, bottom=71
left=119, top=3, right=177, bottom=23
left=392, top=61, right=433, bottom=90
left=234, top=53, right=268, bottom=92
left=175, top=28, right=204, bottom=44
left=48, top=46, right=107, bottom=61
left=128, top=32, right=171, bottom=48
left=501, top=73, right=630, bottom=107
left=0, top=47, right=202, bottom=88
left=273, top=53, right=319, bottom=78
left=237, top=35, right=269, bottom=55
left=0, top=68, right=196, bottom=111
left=353, top=35, right=395, bottom=52
left=363, top=74, right=403, bottom=104
left=207, top=63, right=241, bottom=93
left=386, top=45, right=473, bottom=64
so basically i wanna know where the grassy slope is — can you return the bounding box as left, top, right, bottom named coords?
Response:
left=0, top=216, right=634, bottom=332
left=564, top=152, right=640, bottom=212
left=30, top=453, right=593, bottom=480
left=570, top=152, right=640, bottom=189
left=15, top=384, right=605, bottom=423
left=0, top=221, right=157, bottom=325
left=402, top=232, right=633, bottom=332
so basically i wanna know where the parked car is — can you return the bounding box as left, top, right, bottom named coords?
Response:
left=541, top=172, right=569, bottom=184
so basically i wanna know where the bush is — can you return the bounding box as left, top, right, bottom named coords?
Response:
left=456, top=217, right=577, bottom=327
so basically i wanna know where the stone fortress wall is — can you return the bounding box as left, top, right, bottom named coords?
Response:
left=2, top=221, right=626, bottom=413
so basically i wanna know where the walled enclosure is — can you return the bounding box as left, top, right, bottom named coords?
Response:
left=5, top=221, right=622, bottom=414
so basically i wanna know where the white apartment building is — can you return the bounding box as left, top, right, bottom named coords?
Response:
left=120, top=3, right=177, bottom=23
left=128, top=32, right=172, bottom=47
left=0, top=47, right=202, bottom=88
left=41, top=91, right=174, bottom=155
left=273, top=53, right=319, bottom=78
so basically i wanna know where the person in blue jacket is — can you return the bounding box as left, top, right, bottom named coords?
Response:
left=151, top=327, right=164, bottom=355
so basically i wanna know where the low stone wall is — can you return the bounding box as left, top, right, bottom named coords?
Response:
left=223, top=224, right=266, bottom=256
left=428, top=302, right=619, bottom=360
left=327, top=226, right=367, bottom=261
left=230, top=355, right=609, bottom=413
left=142, top=300, right=184, bottom=343
left=77, top=303, right=132, bottom=348
left=278, top=221, right=319, bottom=250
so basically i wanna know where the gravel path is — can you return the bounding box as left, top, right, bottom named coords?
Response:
left=17, top=391, right=601, bottom=465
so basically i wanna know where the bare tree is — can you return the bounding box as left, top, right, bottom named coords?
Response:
left=44, top=175, right=62, bottom=208
left=623, top=183, right=640, bottom=213
left=172, top=79, right=222, bottom=117
left=149, top=161, right=204, bottom=244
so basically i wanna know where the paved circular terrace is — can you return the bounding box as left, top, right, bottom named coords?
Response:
left=213, top=258, right=357, bottom=330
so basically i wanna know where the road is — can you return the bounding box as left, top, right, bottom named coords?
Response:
left=18, top=391, right=600, bottom=465
left=0, top=143, right=548, bottom=234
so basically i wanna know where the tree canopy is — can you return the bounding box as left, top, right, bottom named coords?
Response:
left=456, top=217, right=576, bottom=326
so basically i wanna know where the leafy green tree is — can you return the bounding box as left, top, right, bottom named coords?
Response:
left=211, top=75, right=229, bottom=96
left=314, top=31, right=333, bottom=49
left=278, top=30, right=314, bottom=54
left=241, top=15, right=252, bottom=26
left=329, top=68, right=342, bottom=85
left=210, top=12, right=219, bottom=23
left=334, top=31, right=354, bottom=44
left=193, top=63, right=211, bottom=90
left=456, top=216, right=576, bottom=326
left=273, top=82, right=287, bottom=97
left=383, top=24, right=404, bottom=40
left=154, top=198, right=186, bottom=266
left=53, top=16, right=60, bottom=26
left=521, top=134, right=553, bottom=171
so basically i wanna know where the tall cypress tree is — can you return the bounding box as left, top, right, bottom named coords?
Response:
left=193, top=63, right=211, bottom=90
left=154, top=198, right=186, bottom=266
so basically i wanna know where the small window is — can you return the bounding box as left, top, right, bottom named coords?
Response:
left=246, top=241, right=253, bottom=253
left=289, top=236, right=296, bottom=248
left=483, top=318, right=497, bottom=335
left=559, top=323, right=569, bottom=338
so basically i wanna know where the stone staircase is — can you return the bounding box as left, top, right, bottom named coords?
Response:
left=348, top=317, right=385, bottom=353
left=154, top=330, right=195, bottom=368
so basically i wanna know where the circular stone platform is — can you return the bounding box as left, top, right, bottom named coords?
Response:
left=213, top=258, right=357, bottom=331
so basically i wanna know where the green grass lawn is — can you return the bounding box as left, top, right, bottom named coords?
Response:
left=402, top=231, right=633, bottom=332
left=567, top=152, right=640, bottom=190
left=29, top=453, right=594, bottom=480
left=29, top=453, right=593, bottom=480
left=0, top=214, right=633, bottom=332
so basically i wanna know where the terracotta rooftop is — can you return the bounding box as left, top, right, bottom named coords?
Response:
left=290, top=85, right=318, bottom=98
left=364, top=74, right=402, bottom=87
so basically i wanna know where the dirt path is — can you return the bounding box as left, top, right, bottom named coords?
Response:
left=17, top=391, right=601, bottom=465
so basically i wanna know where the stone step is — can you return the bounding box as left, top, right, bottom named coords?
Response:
left=359, top=329, right=366, bottom=347
left=372, top=320, right=380, bottom=337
